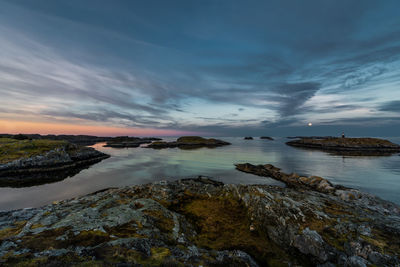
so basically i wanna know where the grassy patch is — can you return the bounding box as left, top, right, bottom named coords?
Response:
left=143, top=210, right=174, bottom=233
left=0, top=221, right=27, bottom=239
left=0, top=138, right=69, bottom=164
left=170, top=192, right=291, bottom=265
left=68, top=230, right=110, bottom=247
left=20, top=227, right=70, bottom=251
left=93, top=245, right=178, bottom=266
left=104, top=220, right=145, bottom=238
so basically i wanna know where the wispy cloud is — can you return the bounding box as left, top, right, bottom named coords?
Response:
left=0, top=0, right=400, bottom=135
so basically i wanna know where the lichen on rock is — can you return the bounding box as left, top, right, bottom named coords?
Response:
left=0, top=173, right=399, bottom=266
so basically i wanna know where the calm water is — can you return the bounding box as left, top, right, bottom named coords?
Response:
left=1, top=137, right=400, bottom=211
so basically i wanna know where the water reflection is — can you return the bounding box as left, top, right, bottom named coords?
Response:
left=0, top=137, right=399, bottom=211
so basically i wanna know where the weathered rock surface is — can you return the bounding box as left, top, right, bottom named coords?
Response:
left=236, top=163, right=339, bottom=194
left=1, top=172, right=399, bottom=266
left=104, top=136, right=162, bottom=148
left=287, top=137, right=400, bottom=155
left=147, top=136, right=230, bottom=149
left=0, top=142, right=109, bottom=186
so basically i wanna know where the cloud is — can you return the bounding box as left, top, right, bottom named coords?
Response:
left=0, top=26, right=179, bottom=127
left=1, top=0, right=400, bottom=136
left=272, top=82, right=321, bottom=117
left=343, top=66, right=387, bottom=88
left=379, top=101, right=400, bottom=112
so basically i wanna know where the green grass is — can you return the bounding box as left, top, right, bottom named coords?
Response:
left=0, top=138, right=68, bottom=164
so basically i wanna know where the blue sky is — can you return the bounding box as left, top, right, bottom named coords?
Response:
left=0, top=0, right=400, bottom=136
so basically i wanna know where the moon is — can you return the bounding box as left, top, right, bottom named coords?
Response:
left=308, top=122, right=312, bottom=126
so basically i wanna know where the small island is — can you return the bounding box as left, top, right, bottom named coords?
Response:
left=260, top=136, right=274, bottom=140
left=146, top=136, right=230, bottom=149
left=104, top=136, right=162, bottom=148
left=0, top=137, right=109, bottom=186
left=286, top=137, right=400, bottom=155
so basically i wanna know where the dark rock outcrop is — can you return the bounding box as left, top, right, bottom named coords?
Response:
left=104, top=136, right=162, bottom=148
left=0, top=134, right=162, bottom=146
left=287, top=137, right=400, bottom=155
left=0, top=134, right=112, bottom=146
left=260, top=136, right=274, bottom=140
left=1, top=172, right=399, bottom=266
left=287, top=136, right=335, bottom=139
left=244, top=137, right=253, bottom=140
left=236, top=163, right=337, bottom=194
left=0, top=141, right=109, bottom=186
left=147, top=136, right=230, bottom=149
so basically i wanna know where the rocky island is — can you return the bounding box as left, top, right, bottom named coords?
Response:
left=260, top=136, right=274, bottom=140
left=104, top=136, right=162, bottom=148
left=0, top=138, right=109, bottom=187
left=286, top=137, right=400, bottom=155
left=146, top=136, right=230, bottom=149
left=1, top=165, right=399, bottom=266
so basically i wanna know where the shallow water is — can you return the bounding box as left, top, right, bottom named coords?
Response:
left=1, top=137, right=399, bottom=211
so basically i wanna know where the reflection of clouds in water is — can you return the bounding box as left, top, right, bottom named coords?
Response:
left=382, top=157, right=400, bottom=174
left=1, top=137, right=400, bottom=210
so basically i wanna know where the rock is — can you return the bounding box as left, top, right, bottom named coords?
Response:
left=0, top=140, right=109, bottom=186
left=244, top=136, right=253, bottom=140
left=104, top=136, right=161, bottom=148
left=147, top=136, right=230, bottom=149
left=0, top=176, right=399, bottom=266
left=260, top=136, right=274, bottom=140
left=345, top=255, right=368, bottom=267
left=235, top=163, right=337, bottom=194
left=286, top=137, right=400, bottom=155
left=293, top=228, right=329, bottom=262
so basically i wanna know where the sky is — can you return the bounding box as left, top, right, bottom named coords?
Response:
left=0, top=0, right=399, bottom=137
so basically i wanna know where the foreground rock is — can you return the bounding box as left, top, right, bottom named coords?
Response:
left=0, top=138, right=109, bottom=186
left=1, top=173, right=399, bottom=266
left=147, top=136, right=230, bottom=149
left=287, top=137, right=400, bottom=155
left=104, top=136, right=162, bottom=148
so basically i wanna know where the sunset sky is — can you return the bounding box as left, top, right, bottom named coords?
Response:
left=0, top=0, right=399, bottom=136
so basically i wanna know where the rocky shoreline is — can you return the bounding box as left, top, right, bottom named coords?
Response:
left=0, top=141, right=109, bottom=186
left=147, top=136, right=230, bottom=149
left=0, top=166, right=399, bottom=266
left=286, top=137, right=400, bottom=155
left=0, top=134, right=162, bottom=147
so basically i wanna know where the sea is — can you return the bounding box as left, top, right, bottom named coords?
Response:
left=1, top=137, right=399, bottom=211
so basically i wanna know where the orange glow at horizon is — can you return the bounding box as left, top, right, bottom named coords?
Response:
left=0, top=120, right=198, bottom=137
